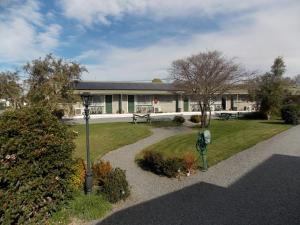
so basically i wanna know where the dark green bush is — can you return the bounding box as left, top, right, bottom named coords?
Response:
left=139, top=151, right=185, bottom=178
left=99, top=168, right=130, bottom=203
left=281, top=104, right=300, bottom=125
left=241, top=111, right=266, bottom=120
left=138, top=151, right=164, bottom=175
left=0, top=106, right=76, bottom=224
left=162, top=158, right=184, bottom=178
left=190, top=115, right=201, bottom=123
left=173, top=115, right=185, bottom=124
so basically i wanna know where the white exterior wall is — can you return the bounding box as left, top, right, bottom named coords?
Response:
left=157, top=95, right=176, bottom=113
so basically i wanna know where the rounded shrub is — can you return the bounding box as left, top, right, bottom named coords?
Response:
left=0, top=106, right=76, bottom=224
left=93, top=160, right=112, bottom=186
left=173, top=115, right=185, bottom=124
left=281, top=104, right=300, bottom=125
left=190, top=115, right=201, bottom=123
left=99, top=168, right=130, bottom=203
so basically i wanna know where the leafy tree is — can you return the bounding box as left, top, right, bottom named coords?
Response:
left=0, top=71, right=22, bottom=109
left=170, top=51, right=251, bottom=127
left=24, top=54, right=86, bottom=115
left=256, top=57, right=286, bottom=119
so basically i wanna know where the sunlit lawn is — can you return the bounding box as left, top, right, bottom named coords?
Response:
left=72, top=120, right=179, bottom=161
left=139, top=119, right=292, bottom=167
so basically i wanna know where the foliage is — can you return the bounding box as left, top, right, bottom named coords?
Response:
left=294, top=74, right=300, bottom=86
left=0, top=106, right=76, bottom=224
left=99, top=168, right=130, bottom=203
left=281, top=104, right=300, bottom=125
left=190, top=115, right=201, bottom=123
left=0, top=71, right=22, bottom=109
left=138, top=151, right=186, bottom=178
left=182, top=152, right=198, bottom=172
left=162, top=157, right=184, bottom=178
left=170, top=50, right=252, bottom=127
left=250, top=57, right=287, bottom=119
left=70, top=158, right=86, bottom=190
left=52, top=108, right=65, bottom=120
left=173, top=115, right=185, bottom=124
left=24, top=54, right=86, bottom=115
left=48, top=192, right=111, bottom=225
left=241, top=111, right=266, bottom=120
left=93, top=160, right=112, bottom=186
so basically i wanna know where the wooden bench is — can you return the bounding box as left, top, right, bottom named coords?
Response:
left=132, top=113, right=151, bottom=124
left=219, top=113, right=239, bottom=120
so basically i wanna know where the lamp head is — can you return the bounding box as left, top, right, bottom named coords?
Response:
left=81, top=92, right=92, bottom=107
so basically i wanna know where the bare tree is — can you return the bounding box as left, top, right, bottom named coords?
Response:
left=170, top=51, right=252, bottom=127
left=294, top=74, right=300, bottom=86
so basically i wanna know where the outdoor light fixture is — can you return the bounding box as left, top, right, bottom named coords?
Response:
left=81, top=92, right=93, bottom=194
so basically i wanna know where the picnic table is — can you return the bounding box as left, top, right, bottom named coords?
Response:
left=132, top=113, right=151, bottom=124
left=218, top=112, right=239, bottom=120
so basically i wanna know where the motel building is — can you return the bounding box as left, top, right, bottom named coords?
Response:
left=72, top=81, right=256, bottom=118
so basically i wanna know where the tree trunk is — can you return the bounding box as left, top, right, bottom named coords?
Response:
left=207, top=109, right=212, bottom=128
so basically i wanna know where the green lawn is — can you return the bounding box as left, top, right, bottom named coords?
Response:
left=72, top=121, right=179, bottom=161
left=72, top=122, right=152, bottom=161
left=139, top=119, right=292, bottom=167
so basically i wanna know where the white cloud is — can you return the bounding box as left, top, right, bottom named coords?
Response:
left=0, top=0, right=62, bottom=63
left=79, top=1, right=300, bottom=80
left=59, top=0, right=288, bottom=26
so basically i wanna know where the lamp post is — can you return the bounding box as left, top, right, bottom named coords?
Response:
left=81, top=92, right=93, bottom=194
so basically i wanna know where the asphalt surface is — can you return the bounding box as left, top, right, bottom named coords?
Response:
left=94, top=125, right=300, bottom=225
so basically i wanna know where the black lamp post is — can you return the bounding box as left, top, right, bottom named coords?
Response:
left=81, top=92, right=93, bottom=194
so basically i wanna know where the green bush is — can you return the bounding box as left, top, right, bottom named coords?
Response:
left=70, top=158, right=86, bottom=190
left=0, top=106, right=76, bottom=224
left=241, top=111, right=266, bottom=120
left=281, top=104, right=300, bottom=125
left=99, top=168, right=130, bottom=203
left=190, top=115, right=201, bottom=123
left=139, top=151, right=185, bottom=178
left=173, top=115, right=185, bottom=124
left=162, top=158, right=184, bottom=178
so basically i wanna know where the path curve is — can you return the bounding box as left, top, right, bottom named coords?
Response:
left=94, top=125, right=300, bottom=224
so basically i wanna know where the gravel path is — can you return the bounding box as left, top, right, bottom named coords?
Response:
left=93, top=125, right=300, bottom=225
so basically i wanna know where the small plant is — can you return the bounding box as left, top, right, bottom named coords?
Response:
left=190, top=115, right=201, bottom=123
left=92, top=160, right=113, bottom=186
left=162, top=157, right=184, bottom=178
left=99, top=168, right=130, bottom=203
left=182, top=152, right=198, bottom=174
left=173, top=115, right=185, bottom=124
left=71, top=158, right=86, bottom=190
left=281, top=104, right=300, bottom=125
left=139, top=150, right=164, bottom=175
left=139, top=151, right=185, bottom=178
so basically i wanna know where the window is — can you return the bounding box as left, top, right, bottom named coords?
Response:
left=137, top=95, right=152, bottom=105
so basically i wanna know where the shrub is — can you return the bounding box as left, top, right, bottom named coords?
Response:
left=92, top=160, right=112, bottom=186
left=139, top=150, right=165, bottom=175
left=182, top=152, right=198, bottom=172
left=99, top=168, right=130, bottom=203
left=162, top=157, right=184, bottom=178
left=173, top=115, right=185, bottom=124
left=139, top=151, right=185, bottom=178
left=52, top=108, right=65, bottom=120
left=241, top=111, right=266, bottom=120
left=70, top=158, right=86, bottom=190
left=190, top=115, right=201, bottom=123
left=281, top=104, right=300, bottom=125
left=0, top=106, right=76, bottom=224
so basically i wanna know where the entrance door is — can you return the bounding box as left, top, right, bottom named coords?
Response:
left=128, top=95, right=135, bottom=113
left=184, top=98, right=189, bottom=112
left=222, top=96, right=226, bottom=110
left=105, top=95, right=112, bottom=114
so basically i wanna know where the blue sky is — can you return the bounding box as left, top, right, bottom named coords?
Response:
left=0, top=0, right=300, bottom=81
